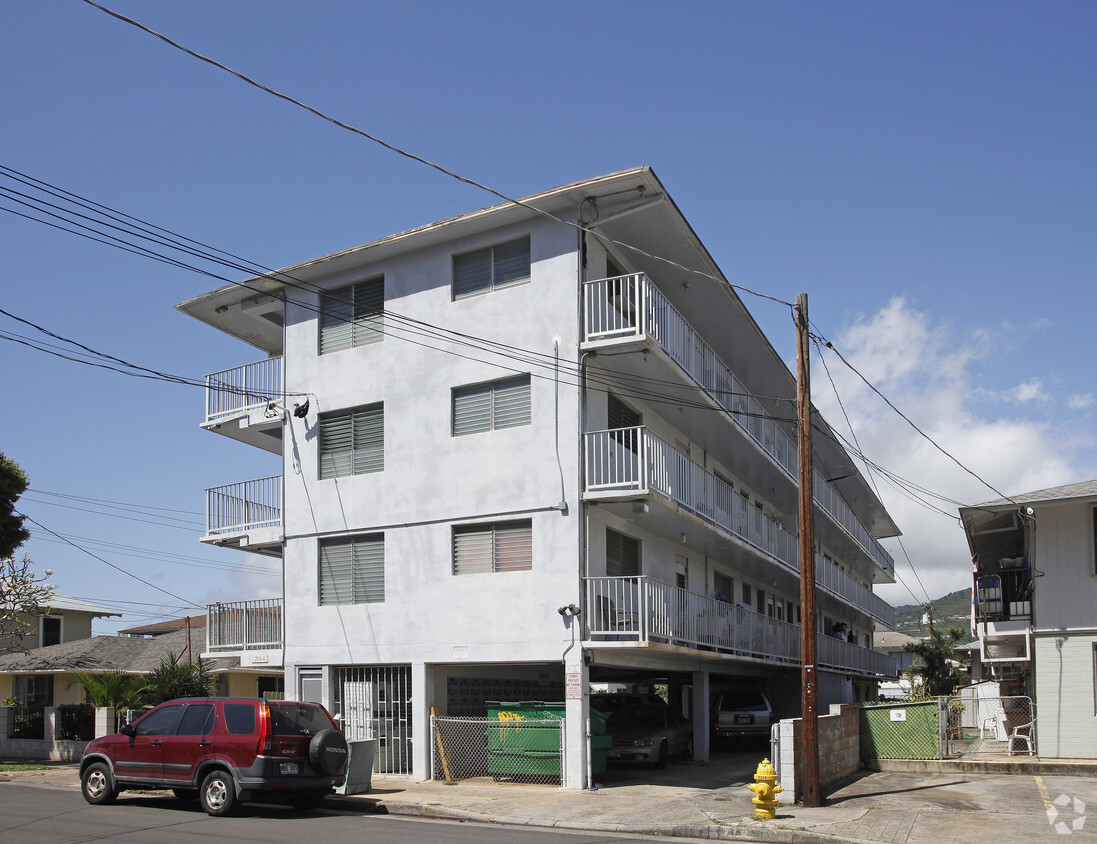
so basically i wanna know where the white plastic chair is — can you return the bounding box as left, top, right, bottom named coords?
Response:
left=1008, top=719, right=1035, bottom=756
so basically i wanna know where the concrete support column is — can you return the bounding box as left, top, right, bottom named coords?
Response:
left=411, top=662, right=433, bottom=782
left=44, top=706, right=57, bottom=744
left=563, top=652, right=588, bottom=789
left=691, top=667, right=710, bottom=761
left=0, top=705, right=12, bottom=739
left=94, top=707, right=116, bottom=738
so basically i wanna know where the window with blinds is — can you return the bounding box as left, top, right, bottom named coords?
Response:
left=452, top=236, right=531, bottom=299
left=319, top=277, right=384, bottom=354
left=606, top=528, right=640, bottom=577
left=452, top=375, right=531, bottom=436
left=713, top=571, right=733, bottom=603
left=319, top=534, right=385, bottom=605
left=453, top=521, right=532, bottom=575
left=319, top=403, right=384, bottom=479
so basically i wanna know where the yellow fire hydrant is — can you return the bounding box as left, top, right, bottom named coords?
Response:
left=746, top=758, right=783, bottom=819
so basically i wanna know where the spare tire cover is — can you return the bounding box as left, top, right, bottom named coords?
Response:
left=309, top=729, right=349, bottom=776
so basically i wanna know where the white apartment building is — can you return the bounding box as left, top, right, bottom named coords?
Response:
left=178, top=167, right=899, bottom=787
left=961, top=479, right=1097, bottom=758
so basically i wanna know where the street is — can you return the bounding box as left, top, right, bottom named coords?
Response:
left=0, top=784, right=722, bottom=844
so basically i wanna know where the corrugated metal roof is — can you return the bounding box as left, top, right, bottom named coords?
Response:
left=966, top=478, right=1097, bottom=511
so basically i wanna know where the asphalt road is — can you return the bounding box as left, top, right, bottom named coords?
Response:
left=0, top=784, right=725, bottom=844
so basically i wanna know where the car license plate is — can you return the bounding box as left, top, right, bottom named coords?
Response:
left=279, top=762, right=299, bottom=775
left=734, top=714, right=753, bottom=725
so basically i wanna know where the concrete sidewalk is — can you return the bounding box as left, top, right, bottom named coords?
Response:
left=3, top=760, right=1094, bottom=843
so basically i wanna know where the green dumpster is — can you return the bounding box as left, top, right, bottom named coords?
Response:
left=485, top=701, right=609, bottom=780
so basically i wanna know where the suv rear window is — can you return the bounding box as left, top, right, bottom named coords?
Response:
left=224, top=703, right=257, bottom=734
left=269, top=702, right=335, bottom=736
left=718, top=690, right=767, bottom=711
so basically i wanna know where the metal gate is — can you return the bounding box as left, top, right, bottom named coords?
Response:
left=331, top=665, right=412, bottom=774
left=944, top=694, right=1035, bottom=758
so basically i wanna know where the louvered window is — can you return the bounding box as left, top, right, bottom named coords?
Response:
left=606, top=528, right=640, bottom=577
left=452, top=376, right=531, bottom=436
left=319, top=277, right=384, bottom=354
left=319, top=404, right=384, bottom=479
left=453, top=521, right=532, bottom=575
left=319, top=534, right=384, bottom=605
left=452, top=237, right=531, bottom=299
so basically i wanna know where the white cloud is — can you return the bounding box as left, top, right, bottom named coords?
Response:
left=1007, top=379, right=1049, bottom=405
left=814, top=297, right=1090, bottom=607
left=1068, top=393, right=1095, bottom=409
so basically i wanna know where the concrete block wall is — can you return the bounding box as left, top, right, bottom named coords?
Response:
left=775, top=703, right=861, bottom=803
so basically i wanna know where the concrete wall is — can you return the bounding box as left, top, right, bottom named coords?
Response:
left=1032, top=500, right=1097, bottom=630
left=775, top=703, right=861, bottom=803
left=282, top=214, right=582, bottom=674
left=1034, top=632, right=1097, bottom=758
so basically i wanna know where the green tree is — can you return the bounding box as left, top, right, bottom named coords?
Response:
left=67, top=671, right=145, bottom=710
left=140, top=653, right=214, bottom=706
left=0, top=452, right=30, bottom=560
left=904, top=624, right=967, bottom=697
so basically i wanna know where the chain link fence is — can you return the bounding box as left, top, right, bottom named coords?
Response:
left=944, top=694, right=1035, bottom=758
left=861, top=701, right=944, bottom=760
left=431, top=715, right=565, bottom=785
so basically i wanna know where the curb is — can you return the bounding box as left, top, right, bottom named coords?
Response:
left=372, top=798, right=872, bottom=844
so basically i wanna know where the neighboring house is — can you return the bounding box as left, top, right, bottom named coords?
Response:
left=118, top=614, right=207, bottom=638
left=1, top=593, right=120, bottom=655
left=960, top=478, right=1097, bottom=758
left=872, top=630, right=921, bottom=677
left=177, top=167, right=900, bottom=788
left=0, top=626, right=283, bottom=707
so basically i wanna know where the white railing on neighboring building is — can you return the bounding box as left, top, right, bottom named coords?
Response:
left=584, top=576, right=895, bottom=677
left=582, top=274, right=894, bottom=578
left=206, top=598, right=283, bottom=652
left=585, top=427, right=894, bottom=625
left=205, top=356, right=283, bottom=423
left=206, top=476, right=282, bottom=537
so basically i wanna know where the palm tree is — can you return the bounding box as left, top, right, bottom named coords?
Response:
left=139, top=654, right=213, bottom=706
left=67, top=671, right=144, bottom=710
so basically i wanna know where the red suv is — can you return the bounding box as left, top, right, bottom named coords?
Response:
left=79, top=697, right=348, bottom=816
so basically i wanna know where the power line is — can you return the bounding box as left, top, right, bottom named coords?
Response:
left=811, top=325, right=1018, bottom=508
left=18, top=513, right=203, bottom=609
left=80, top=0, right=793, bottom=311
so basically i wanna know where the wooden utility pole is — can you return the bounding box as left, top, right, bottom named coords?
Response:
left=796, top=293, right=820, bottom=807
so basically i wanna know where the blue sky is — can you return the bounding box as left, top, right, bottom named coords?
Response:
left=2, top=1, right=1094, bottom=632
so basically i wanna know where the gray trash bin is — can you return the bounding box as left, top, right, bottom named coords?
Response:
left=335, top=739, right=377, bottom=795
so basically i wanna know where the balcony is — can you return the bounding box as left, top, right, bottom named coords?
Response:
left=584, top=576, right=896, bottom=678
left=582, top=274, right=894, bottom=579
left=201, top=476, right=283, bottom=557
left=204, top=598, right=283, bottom=667
left=202, top=357, right=284, bottom=454
left=585, top=426, right=894, bottom=626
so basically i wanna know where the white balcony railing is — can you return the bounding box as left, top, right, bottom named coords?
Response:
left=205, top=357, right=283, bottom=423
left=583, top=274, right=894, bottom=578
left=206, top=476, right=282, bottom=537
left=584, top=576, right=896, bottom=677
left=585, top=427, right=894, bottom=625
left=206, top=598, right=283, bottom=652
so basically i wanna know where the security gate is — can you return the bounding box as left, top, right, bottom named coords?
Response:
left=332, top=666, right=412, bottom=774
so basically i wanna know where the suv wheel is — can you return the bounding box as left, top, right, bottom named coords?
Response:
left=81, top=762, right=118, bottom=805
left=199, top=770, right=237, bottom=816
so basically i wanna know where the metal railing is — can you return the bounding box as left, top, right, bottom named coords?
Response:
left=205, top=356, right=283, bottom=423
left=206, top=476, right=282, bottom=537
left=585, top=427, right=894, bottom=625
left=206, top=598, right=283, bottom=651
left=584, top=576, right=895, bottom=677
left=583, top=274, right=894, bottom=578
